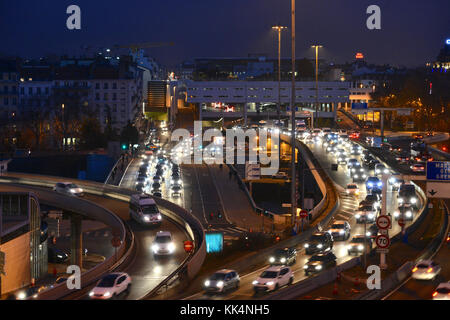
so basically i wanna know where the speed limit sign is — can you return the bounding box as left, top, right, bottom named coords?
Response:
left=375, top=234, right=390, bottom=249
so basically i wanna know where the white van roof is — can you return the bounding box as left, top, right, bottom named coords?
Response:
left=131, top=193, right=156, bottom=205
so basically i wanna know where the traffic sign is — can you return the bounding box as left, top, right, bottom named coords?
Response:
left=299, top=210, right=308, bottom=218
left=398, top=218, right=406, bottom=228
left=184, top=241, right=194, bottom=253
left=376, top=248, right=389, bottom=254
left=426, top=161, right=450, bottom=181
left=376, top=215, right=392, bottom=230
left=426, top=182, right=450, bottom=199
left=375, top=234, right=390, bottom=249
left=111, top=237, right=122, bottom=248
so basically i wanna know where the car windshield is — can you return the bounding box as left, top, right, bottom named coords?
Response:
left=97, top=275, right=118, bottom=287
left=417, top=264, right=429, bottom=269
left=67, top=184, right=78, bottom=189
left=260, top=271, right=278, bottom=278
left=155, top=235, right=171, bottom=243
left=361, top=205, right=373, bottom=211
left=331, top=223, right=345, bottom=229
left=368, top=178, right=379, bottom=183
left=351, top=237, right=365, bottom=243
left=436, top=288, right=450, bottom=294
left=274, top=249, right=288, bottom=256
left=142, top=205, right=159, bottom=214
left=310, top=235, right=325, bottom=242
left=209, top=273, right=226, bottom=281
left=347, top=185, right=357, bottom=189
left=309, top=255, right=325, bottom=262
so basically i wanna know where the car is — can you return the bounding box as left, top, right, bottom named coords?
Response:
left=447, top=232, right=450, bottom=245
left=367, top=159, right=381, bottom=170
left=366, top=176, right=382, bottom=193
left=55, top=276, right=68, bottom=284
left=395, top=152, right=411, bottom=164
left=375, top=164, right=389, bottom=176
left=89, top=273, right=131, bottom=300
left=152, top=175, right=162, bottom=183
left=350, top=165, right=367, bottom=182
left=136, top=176, right=146, bottom=185
left=48, top=247, right=69, bottom=263
left=327, top=220, right=351, bottom=241
left=203, top=269, right=240, bottom=293
left=394, top=203, right=414, bottom=221
left=311, top=129, right=322, bottom=137
left=347, top=235, right=372, bottom=255
left=398, top=183, right=418, bottom=208
left=152, top=191, right=162, bottom=198
left=13, top=286, right=47, bottom=300
left=252, top=266, right=294, bottom=293
left=364, top=194, right=381, bottom=209
left=412, top=260, right=442, bottom=281
left=347, top=158, right=360, bottom=169
left=151, top=182, right=161, bottom=192
left=363, top=155, right=375, bottom=167
left=345, top=183, right=360, bottom=196
left=268, top=248, right=297, bottom=266
left=389, top=175, right=402, bottom=191
left=53, top=182, right=84, bottom=197
left=411, top=163, right=425, bottom=173
left=355, top=204, right=377, bottom=224
left=152, top=231, right=175, bottom=256
left=366, top=223, right=379, bottom=238
left=304, top=232, right=334, bottom=254
left=432, top=282, right=450, bottom=300
left=171, top=185, right=182, bottom=198
left=304, top=251, right=337, bottom=276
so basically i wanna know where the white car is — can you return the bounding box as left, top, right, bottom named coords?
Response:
left=53, top=182, right=84, bottom=197
left=375, top=164, right=389, bottom=176
left=89, top=273, right=131, bottom=300
left=252, top=266, right=294, bottom=293
left=152, top=231, right=175, bottom=256
left=432, top=282, right=450, bottom=300
left=346, top=183, right=360, bottom=196
left=411, top=260, right=441, bottom=280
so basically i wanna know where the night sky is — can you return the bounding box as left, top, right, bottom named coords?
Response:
left=1, top=0, right=449, bottom=67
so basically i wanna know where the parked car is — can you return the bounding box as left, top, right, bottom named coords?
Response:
left=203, top=269, right=240, bottom=293
left=89, top=273, right=132, bottom=300
left=252, top=266, right=294, bottom=293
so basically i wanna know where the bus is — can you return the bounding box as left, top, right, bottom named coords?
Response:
left=129, top=194, right=162, bottom=226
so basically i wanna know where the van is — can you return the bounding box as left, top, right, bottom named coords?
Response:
left=129, top=194, right=162, bottom=226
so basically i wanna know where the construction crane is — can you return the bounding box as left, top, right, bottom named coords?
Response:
left=112, top=42, right=175, bottom=53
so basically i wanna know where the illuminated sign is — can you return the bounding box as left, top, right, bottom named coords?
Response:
left=205, top=232, right=223, bottom=253
left=446, top=39, right=450, bottom=45
left=355, top=52, right=364, bottom=59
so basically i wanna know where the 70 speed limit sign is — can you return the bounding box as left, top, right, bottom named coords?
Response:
left=375, top=234, right=390, bottom=249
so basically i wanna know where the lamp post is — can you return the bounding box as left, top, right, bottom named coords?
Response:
left=290, top=0, right=297, bottom=225
left=272, top=25, right=287, bottom=123
left=311, top=45, right=322, bottom=129
left=62, top=104, right=65, bottom=150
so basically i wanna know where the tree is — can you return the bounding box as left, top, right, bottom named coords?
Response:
left=79, top=117, right=105, bottom=150
left=120, top=121, right=139, bottom=147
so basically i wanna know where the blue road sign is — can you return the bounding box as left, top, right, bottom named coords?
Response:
left=351, top=102, right=368, bottom=110
left=426, top=161, right=450, bottom=181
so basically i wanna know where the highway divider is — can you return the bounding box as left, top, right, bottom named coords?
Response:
left=0, top=172, right=206, bottom=298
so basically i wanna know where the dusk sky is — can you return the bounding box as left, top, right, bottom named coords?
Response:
left=1, top=0, right=449, bottom=68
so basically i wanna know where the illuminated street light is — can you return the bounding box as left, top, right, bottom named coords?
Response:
left=311, top=45, right=323, bottom=129
left=272, top=25, right=287, bottom=122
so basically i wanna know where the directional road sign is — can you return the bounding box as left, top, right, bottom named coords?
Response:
left=426, top=182, right=450, bottom=199
left=426, top=161, right=450, bottom=181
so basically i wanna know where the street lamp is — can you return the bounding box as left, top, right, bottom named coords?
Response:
left=290, top=0, right=297, bottom=225
left=272, top=25, right=287, bottom=122
left=62, top=104, right=66, bottom=150
left=311, top=45, right=323, bottom=129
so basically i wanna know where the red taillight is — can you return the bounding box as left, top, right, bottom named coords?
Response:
left=427, top=268, right=433, bottom=273
left=432, top=291, right=438, bottom=297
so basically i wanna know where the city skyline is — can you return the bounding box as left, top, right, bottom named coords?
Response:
left=1, top=0, right=449, bottom=67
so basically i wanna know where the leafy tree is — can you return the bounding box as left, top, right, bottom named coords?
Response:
left=120, top=121, right=139, bottom=147
left=79, top=117, right=105, bottom=149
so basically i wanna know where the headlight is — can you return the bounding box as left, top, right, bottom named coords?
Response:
left=406, top=211, right=412, bottom=217
left=266, top=281, right=274, bottom=286
left=362, top=174, right=367, bottom=178
left=17, top=292, right=27, bottom=300
left=367, top=183, right=373, bottom=187
left=394, top=212, right=399, bottom=217
left=280, top=258, right=286, bottom=263
left=89, top=292, right=94, bottom=297
left=152, top=244, right=159, bottom=252
left=252, top=280, right=259, bottom=285
left=168, top=243, right=175, bottom=252
left=157, top=214, right=162, bottom=220
left=366, top=231, right=371, bottom=236
left=216, top=281, right=224, bottom=288
left=347, top=245, right=352, bottom=250
left=358, top=245, right=364, bottom=251
left=304, top=244, right=309, bottom=248
left=354, top=175, right=359, bottom=178
left=303, top=265, right=308, bottom=269
left=398, top=198, right=404, bottom=204
left=269, top=257, right=275, bottom=263
left=143, top=216, right=150, bottom=222
left=315, top=265, right=322, bottom=270
left=410, top=198, right=417, bottom=204
left=377, top=182, right=382, bottom=187
left=368, top=214, right=374, bottom=219
left=104, top=292, right=111, bottom=297
left=204, top=280, right=210, bottom=287
left=57, top=254, right=63, bottom=258
left=317, top=244, right=323, bottom=249
left=376, top=170, right=380, bottom=173
left=384, top=169, right=389, bottom=174
left=355, top=214, right=361, bottom=219
left=70, top=189, right=76, bottom=193
left=339, top=230, right=344, bottom=234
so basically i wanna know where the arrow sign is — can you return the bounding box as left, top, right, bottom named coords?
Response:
left=428, top=189, right=437, bottom=196
left=426, top=182, right=450, bottom=199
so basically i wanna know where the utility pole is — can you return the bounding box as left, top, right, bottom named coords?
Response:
left=272, top=25, right=287, bottom=123
left=290, top=0, right=297, bottom=225
left=62, top=104, right=66, bottom=151
left=311, top=45, right=322, bottom=129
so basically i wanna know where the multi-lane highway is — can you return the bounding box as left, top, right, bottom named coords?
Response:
left=183, top=127, right=425, bottom=300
